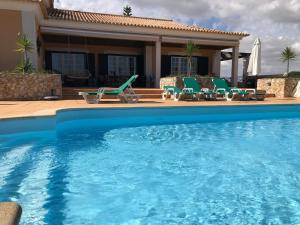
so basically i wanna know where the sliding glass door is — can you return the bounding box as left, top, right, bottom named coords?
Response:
left=170, top=56, right=198, bottom=75
left=97, top=54, right=144, bottom=87
left=51, top=53, right=86, bottom=75
left=45, top=51, right=96, bottom=87
left=107, top=55, right=137, bottom=77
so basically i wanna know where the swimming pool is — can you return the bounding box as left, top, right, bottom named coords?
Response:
left=1, top=105, right=300, bottom=225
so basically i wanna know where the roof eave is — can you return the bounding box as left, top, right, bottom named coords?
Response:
left=46, top=18, right=250, bottom=37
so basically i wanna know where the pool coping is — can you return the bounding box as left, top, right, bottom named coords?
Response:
left=1, top=101, right=300, bottom=122
left=0, top=202, right=22, bottom=225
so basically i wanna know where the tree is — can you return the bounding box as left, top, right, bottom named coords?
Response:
left=15, top=34, right=33, bottom=74
left=185, top=40, right=198, bottom=76
left=281, top=47, right=296, bottom=73
left=123, top=5, right=132, bottom=16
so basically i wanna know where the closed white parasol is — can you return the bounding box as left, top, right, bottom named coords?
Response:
left=247, top=38, right=261, bottom=76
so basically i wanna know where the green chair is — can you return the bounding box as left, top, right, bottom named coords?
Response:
left=162, top=86, right=183, bottom=101
left=212, top=78, right=255, bottom=101
left=79, top=75, right=140, bottom=104
left=183, top=77, right=216, bottom=100
left=162, top=77, right=215, bottom=101
left=162, top=85, right=200, bottom=101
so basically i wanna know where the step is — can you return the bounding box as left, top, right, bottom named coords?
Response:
left=63, top=88, right=276, bottom=100
left=62, top=87, right=163, bottom=100
left=62, top=93, right=162, bottom=100
left=63, top=88, right=162, bottom=94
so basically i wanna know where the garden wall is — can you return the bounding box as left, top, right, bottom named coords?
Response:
left=0, top=74, right=62, bottom=100
left=160, top=76, right=214, bottom=90
left=257, top=77, right=300, bottom=98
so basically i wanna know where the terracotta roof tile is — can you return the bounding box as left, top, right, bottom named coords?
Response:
left=47, top=8, right=249, bottom=36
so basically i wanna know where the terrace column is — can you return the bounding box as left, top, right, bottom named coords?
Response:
left=155, top=39, right=161, bottom=88
left=242, top=56, right=250, bottom=86
left=231, top=46, right=239, bottom=86
left=212, top=50, right=221, bottom=77
left=144, top=46, right=153, bottom=88
left=95, top=54, right=99, bottom=85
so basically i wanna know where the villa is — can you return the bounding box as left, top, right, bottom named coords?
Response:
left=0, top=0, right=249, bottom=89
left=2, top=1, right=300, bottom=225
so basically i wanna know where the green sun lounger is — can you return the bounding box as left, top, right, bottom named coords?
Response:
left=162, top=77, right=215, bottom=101
left=212, top=78, right=255, bottom=101
left=162, top=86, right=184, bottom=101
left=79, top=75, right=140, bottom=104
left=183, top=77, right=216, bottom=100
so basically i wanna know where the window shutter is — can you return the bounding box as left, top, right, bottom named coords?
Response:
left=98, top=54, right=108, bottom=86
left=136, top=55, right=145, bottom=87
left=98, top=54, right=108, bottom=75
left=197, top=57, right=209, bottom=75
left=86, top=54, right=95, bottom=77
left=161, top=55, right=171, bottom=77
left=45, top=51, right=52, bottom=71
left=136, top=55, right=144, bottom=76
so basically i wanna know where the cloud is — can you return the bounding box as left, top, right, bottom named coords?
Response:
left=292, top=42, right=300, bottom=53
left=54, top=0, right=300, bottom=76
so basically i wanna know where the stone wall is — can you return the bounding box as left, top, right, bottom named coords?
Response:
left=0, top=74, right=62, bottom=100
left=160, top=76, right=214, bottom=89
left=257, top=77, right=300, bottom=98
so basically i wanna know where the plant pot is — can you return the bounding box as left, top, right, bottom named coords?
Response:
left=255, top=90, right=266, bottom=101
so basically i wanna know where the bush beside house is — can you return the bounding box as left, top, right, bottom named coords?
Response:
left=0, top=34, right=62, bottom=100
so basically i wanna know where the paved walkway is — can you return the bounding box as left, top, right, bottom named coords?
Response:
left=1, top=98, right=300, bottom=119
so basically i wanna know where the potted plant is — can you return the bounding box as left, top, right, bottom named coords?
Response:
left=185, top=40, right=198, bottom=77
left=15, top=34, right=33, bottom=74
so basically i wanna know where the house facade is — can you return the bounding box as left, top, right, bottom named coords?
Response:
left=0, top=0, right=249, bottom=87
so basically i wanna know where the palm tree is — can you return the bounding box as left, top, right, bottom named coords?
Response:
left=185, top=40, right=198, bottom=76
left=281, top=47, right=296, bottom=73
left=15, top=34, right=33, bottom=74
left=123, top=5, right=132, bottom=16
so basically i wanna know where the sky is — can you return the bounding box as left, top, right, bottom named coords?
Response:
left=54, top=0, right=300, bottom=77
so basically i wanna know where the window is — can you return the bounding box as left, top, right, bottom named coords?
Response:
left=52, top=53, right=86, bottom=75
left=171, top=56, right=198, bottom=75
left=108, top=55, right=136, bottom=76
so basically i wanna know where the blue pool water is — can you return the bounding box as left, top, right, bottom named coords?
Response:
left=1, top=106, right=300, bottom=225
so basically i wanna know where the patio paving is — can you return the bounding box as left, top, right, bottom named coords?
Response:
left=0, top=98, right=300, bottom=119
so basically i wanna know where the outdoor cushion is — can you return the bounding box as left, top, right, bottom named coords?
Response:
left=81, top=92, right=99, bottom=95
left=80, top=90, right=122, bottom=95
left=79, top=75, right=140, bottom=104
left=183, top=77, right=216, bottom=96
left=183, top=77, right=202, bottom=93
left=212, top=79, right=231, bottom=92
left=212, top=78, right=249, bottom=96
left=103, top=90, right=122, bottom=95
